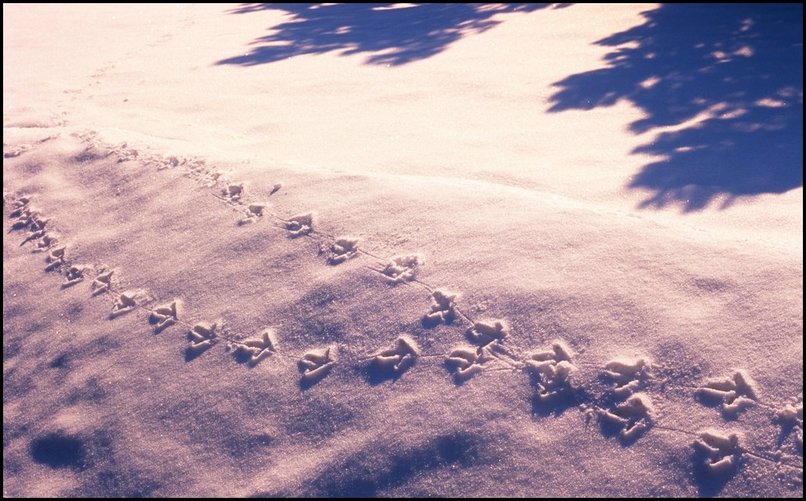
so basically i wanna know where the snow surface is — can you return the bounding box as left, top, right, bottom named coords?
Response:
left=3, top=3, right=803, bottom=497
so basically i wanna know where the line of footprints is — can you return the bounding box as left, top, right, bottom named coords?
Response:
left=6, top=162, right=803, bottom=481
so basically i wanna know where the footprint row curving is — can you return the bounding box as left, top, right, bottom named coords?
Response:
left=4, top=137, right=802, bottom=485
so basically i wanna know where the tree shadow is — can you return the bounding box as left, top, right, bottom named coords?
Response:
left=30, top=433, right=87, bottom=470
left=548, top=4, right=803, bottom=211
left=217, top=3, right=551, bottom=67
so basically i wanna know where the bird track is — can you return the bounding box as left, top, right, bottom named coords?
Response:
left=3, top=134, right=803, bottom=478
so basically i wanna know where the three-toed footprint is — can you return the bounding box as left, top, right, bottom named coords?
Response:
left=44, top=246, right=67, bottom=272
left=286, top=213, right=314, bottom=237
left=694, top=429, right=742, bottom=475
left=188, top=321, right=220, bottom=354
left=230, top=328, right=279, bottom=366
left=695, top=370, right=758, bottom=417
left=445, top=346, right=488, bottom=382
left=238, top=203, right=267, bottom=225
left=91, top=269, right=114, bottom=296
left=466, top=319, right=508, bottom=347
left=598, top=393, right=655, bottom=441
left=601, top=357, right=651, bottom=397
left=525, top=340, right=577, bottom=403
left=149, top=300, right=179, bottom=333
left=61, top=265, right=86, bottom=288
left=110, top=291, right=139, bottom=319
left=422, top=289, right=458, bottom=326
left=298, top=345, right=337, bottom=383
left=382, top=254, right=422, bottom=284
left=327, top=237, right=360, bottom=265
left=370, top=335, right=419, bottom=376
left=32, top=234, right=58, bottom=253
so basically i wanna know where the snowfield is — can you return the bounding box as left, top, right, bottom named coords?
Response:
left=3, top=3, right=802, bottom=497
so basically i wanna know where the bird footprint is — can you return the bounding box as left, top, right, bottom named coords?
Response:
left=371, top=335, right=419, bottom=376
left=695, top=370, right=758, bottom=417
left=286, top=213, right=314, bottom=237
left=602, top=357, right=651, bottom=397
left=327, top=237, right=360, bottom=265
left=466, top=319, right=508, bottom=347
left=445, top=346, right=489, bottom=382
left=525, top=340, right=577, bottom=403
left=422, top=289, right=458, bottom=326
left=61, top=265, right=85, bottom=288
left=149, top=301, right=179, bottom=333
left=382, top=254, right=421, bottom=284
left=188, top=321, right=220, bottom=354
left=238, top=203, right=267, bottom=225
left=230, top=329, right=279, bottom=366
left=110, top=291, right=139, bottom=319
left=598, top=393, right=655, bottom=442
left=298, top=345, right=337, bottom=383
left=694, top=430, right=742, bottom=475
left=32, top=234, right=58, bottom=253
left=44, top=246, right=67, bottom=272
left=91, top=269, right=113, bottom=296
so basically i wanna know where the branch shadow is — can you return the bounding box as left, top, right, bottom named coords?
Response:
left=548, top=4, right=803, bottom=211
left=217, top=3, right=551, bottom=67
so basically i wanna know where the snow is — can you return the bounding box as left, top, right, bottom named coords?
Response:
left=3, top=3, right=803, bottom=497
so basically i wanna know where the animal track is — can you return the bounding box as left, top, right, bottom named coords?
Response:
left=5, top=146, right=801, bottom=490
left=238, top=203, right=267, bottom=225
left=422, top=289, right=458, bottom=326
left=19, top=228, right=47, bottom=246
left=188, top=321, right=220, bottom=354
left=694, top=430, right=742, bottom=475
left=602, top=357, right=651, bottom=397
left=598, top=393, right=655, bottom=441
left=371, top=335, right=419, bottom=375
left=382, top=254, right=421, bottom=283
left=44, top=246, right=67, bottom=272
left=4, top=144, right=31, bottom=158
left=8, top=195, right=31, bottom=214
left=10, top=205, right=48, bottom=235
left=525, top=341, right=577, bottom=403
left=775, top=399, right=803, bottom=450
left=91, top=269, right=113, bottom=296
left=286, top=213, right=314, bottom=237
left=185, top=162, right=221, bottom=186
left=298, top=345, right=337, bottom=383
left=149, top=301, right=179, bottom=333
left=595, top=357, right=655, bottom=442
left=32, top=234, right=58, bottom=253
left=230, top=329, right=279, bottom=366
left=695, top=370, right=758, bottom=416
left=109, top=291, right=139, bottom=318
left=445, top=346, right=487, bottom=382
left=61, top=265, right=85, bottom=288
left=466, top=319, right=508, bottom=347
left=222, top=183, right=244, bottom=202
left=327, top=237, right=360, bottom=265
